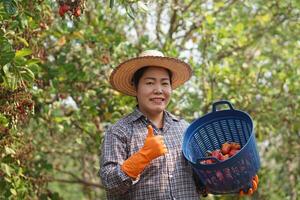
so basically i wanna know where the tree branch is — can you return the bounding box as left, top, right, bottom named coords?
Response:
left=155, top=1, right=164, bottom=47
left=55, top=166, right=82, bottom=181
left=181, top=0, right=194, bottom=14
left=180, top=0, right=238, bottom=47
left=50, top=166, right=104, bottom=189
left=163, top=0, right=180, bottom=49
left=168, top=0, right=179, bottom=40
left=25, top=174, right=104, bottom=189
left=48, top=177, right=104, bottom=189
left=215, top=12, right=289, bottom=61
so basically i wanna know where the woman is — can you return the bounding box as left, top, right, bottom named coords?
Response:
left=99, top=50, right=201, bottom=200
left=99, top=50, right=257, bottom=199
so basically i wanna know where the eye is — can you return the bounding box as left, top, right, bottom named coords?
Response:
left=146, top=82, right=154, bottom=85
left=162, top=82, right=170, bottom=86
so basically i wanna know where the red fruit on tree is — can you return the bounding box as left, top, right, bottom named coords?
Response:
left=59, top=6, right=65, bottom=17
left=59, top=4, right=70, bottom=17
left=39, top=22, right=47, bottom=29
left=61, top=4, right=70, bottom=12
left=74, top=7, right=81, bottom=17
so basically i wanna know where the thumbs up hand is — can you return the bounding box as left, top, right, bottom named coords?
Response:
left=141, top=125, right=168, bottom=161
left=121, top=125, right=167, bottom=179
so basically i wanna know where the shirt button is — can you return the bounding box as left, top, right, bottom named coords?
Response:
left=170, top=175, right=173, bottom=178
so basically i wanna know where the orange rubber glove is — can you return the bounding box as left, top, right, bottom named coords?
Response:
left=121, top=125, right=168, bottom=179
left=239, top=175, right=259, bottom=196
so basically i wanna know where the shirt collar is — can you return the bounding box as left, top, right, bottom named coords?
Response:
left=129, top=107, right=145, bottom=122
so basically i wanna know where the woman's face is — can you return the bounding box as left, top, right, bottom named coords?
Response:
left=136, top=67, right=172, bottom=116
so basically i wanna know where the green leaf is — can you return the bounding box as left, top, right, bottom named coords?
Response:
left=5, top=146, right=16, bottom=155
left=137, top=2, right=148, bottom=13
left=0, top=113, right=9, bottom=127
left=20, top=66, right=35, bottom=81
left=43, top=162, right=53, bottom=171
left=15, top=48, right=32, bottom=58
left=0, top=37, right=15, bottom=67
left=126, top=4, right=135, bottom=20
left=16, top=36, right=29, bottom=47
left=234, top=23, right=244, bottom=34
left=76, top=138, right=83, bottom=144
left=3, top=0, right=18, bottom=15
left=25, top=58, right=41, bottom=66
left=4, top=176, right=12, bottom=183
left=0, top=75, right=3, bottom=83
left=10, top=188, right=17, bottom=196
left=27, top=63, right=40, bottom=75
left=1, top=163, right=12, bottom=177
left=206, top=15, right=215, bottom=25
left=110, top=0, right=114, bottom=8
left=24, top=10, right=35, bottom=18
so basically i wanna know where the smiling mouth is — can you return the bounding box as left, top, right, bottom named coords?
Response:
left=150, top=98, right=165, bottom=103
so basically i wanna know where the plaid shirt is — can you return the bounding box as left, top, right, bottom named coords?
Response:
left=99, top=108, right=200, bottom=200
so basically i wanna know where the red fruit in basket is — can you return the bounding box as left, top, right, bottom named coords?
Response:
left=218, top=154, right=225, bottom=160
left=229, top=149, right=239, bottom=157
left=200, top=159, right=214, bottom=164
left=220, top=154, right=230, bottom=161
left=207, top=159, right=214, bottom=164
left=211, top=150, right=222, bottom=159
left=230, top=142, right=241, bottom=150
left=221, top=142, right=231, bottom=154
left=218, top=153, right=225, bottom=160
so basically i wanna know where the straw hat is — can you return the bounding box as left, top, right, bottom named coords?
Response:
left=109, top=50, right=193, bottom=96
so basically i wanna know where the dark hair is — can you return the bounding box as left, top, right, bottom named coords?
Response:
left=131, top=67, right=172, bottom=88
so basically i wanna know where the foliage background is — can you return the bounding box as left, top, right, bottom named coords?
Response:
left=0, top=0, right=299, bottom=199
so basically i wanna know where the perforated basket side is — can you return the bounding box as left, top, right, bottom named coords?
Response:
left=182, top=101, right=260, bottom=194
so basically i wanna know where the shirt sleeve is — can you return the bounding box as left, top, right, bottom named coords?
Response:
left=99, top=125, right=133, bottom=195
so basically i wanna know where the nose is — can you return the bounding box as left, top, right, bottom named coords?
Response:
left=154, top=86, right=163, bottom=94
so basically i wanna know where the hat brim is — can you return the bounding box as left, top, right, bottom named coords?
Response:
left=109, top=56, right=193, bottom=96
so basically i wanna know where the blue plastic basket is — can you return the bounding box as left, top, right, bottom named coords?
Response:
left=182, top=100, right=260, bottom=194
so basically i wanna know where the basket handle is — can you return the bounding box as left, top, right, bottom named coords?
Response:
left=212, top=100, right=234, bottom=112
left=197, top=157, right=220, bottom=164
